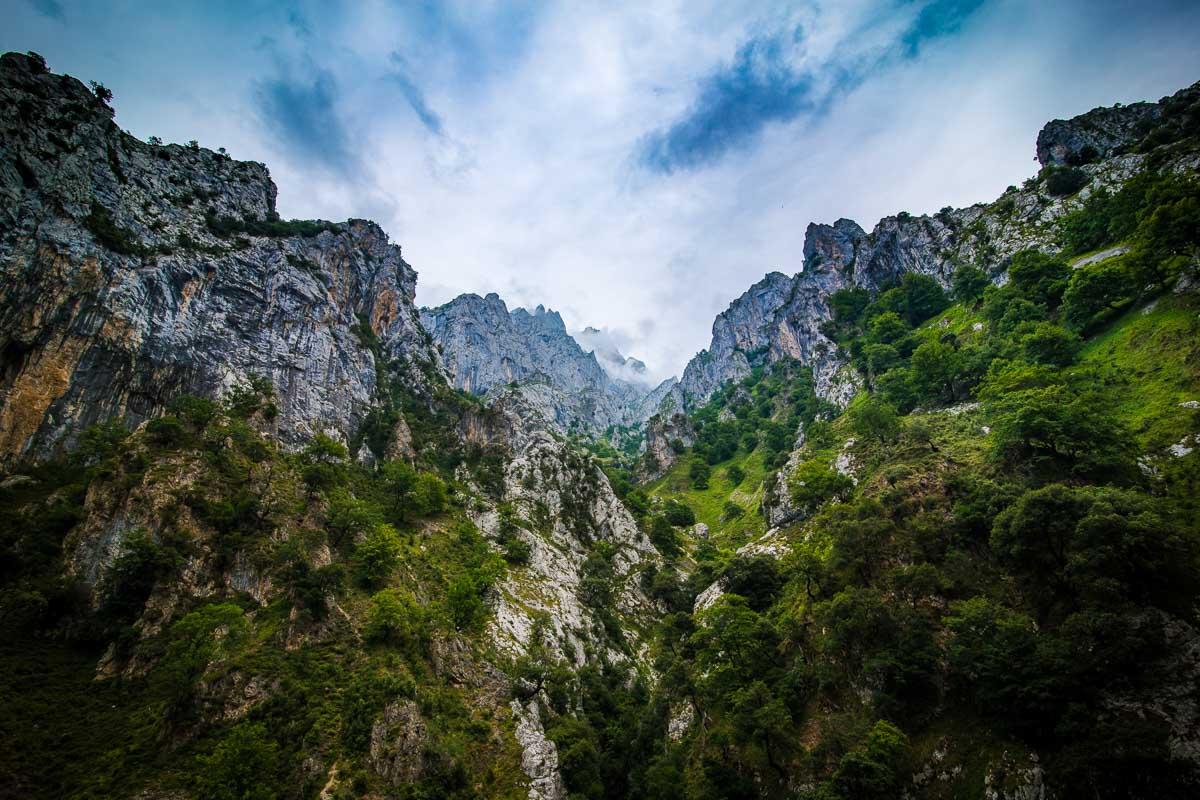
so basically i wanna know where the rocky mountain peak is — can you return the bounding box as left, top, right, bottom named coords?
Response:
left=0, top=52, right=438, bottom=462
left=421, top=293, right=661, bottom=434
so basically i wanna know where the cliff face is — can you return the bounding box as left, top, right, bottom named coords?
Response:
left=0, top=52, right=439, bottom=462
left=421, top=293, right=657, bottom=434
left=663, top=79, right=1200, bottom=419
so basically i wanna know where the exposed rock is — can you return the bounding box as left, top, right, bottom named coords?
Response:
left=639, top=407, right=694, bottom=481
left=667, top=701, right=695, bottom=742
left=0, top=52, right=440, bottom=463
left=370, top=699, right=429, bottom=786
left=475, top=431, right=659, bottom=665
left=421, top=293, right=659, bottom=434
left=1036, top=99, right=1161, bottom=167
left=511, top=699, right=566, bottom=800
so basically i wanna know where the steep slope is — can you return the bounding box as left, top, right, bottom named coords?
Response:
left=0, top=52, right=440, bottom=464
left=663, top=78, right=1200, bottom=424
left=421, top=293, right=659, bottom=435
left=0, top=53, right=669, bottom=800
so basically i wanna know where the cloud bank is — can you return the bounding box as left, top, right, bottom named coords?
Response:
left=5, top=0, right=1199, bottom=382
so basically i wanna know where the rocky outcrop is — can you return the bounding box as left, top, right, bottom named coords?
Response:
left=471, top=430, right=660, bottom=665
left=370, top=699, right=429, bottom=786
left=639, top=407, right=694, bottom=482
left=0, top=52, right=440, bottom=463
left=421, top=293, right=658, bottom=434
left=1036, top=100, right=1161, bottom=167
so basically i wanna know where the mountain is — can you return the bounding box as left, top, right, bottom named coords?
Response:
left=420, top=293, right=662, bottom=435
left=3, top=49, right=1200, bottom=800
left=0, top=52, right=667, bottom=800
left=572, top=326, right=653, bottom=386
left=0, top=52, right=443, bottom=465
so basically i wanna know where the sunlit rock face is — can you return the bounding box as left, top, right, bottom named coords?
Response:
left=0, top=52, right=440, bottom=462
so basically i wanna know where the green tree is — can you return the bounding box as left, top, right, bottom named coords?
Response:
left=951, top=263, right=989, bottom=303
left=1062, top=258, right=1140, bottom=332
left=789, top=459, right=854, bottom=515
left=849, top=397, right=900, bottom=443
left=1018, top=322, right=1080, bottom=367
left=196, top=722, right=279, bottom=800
left=899, top=273, right=949, bottom=325
left=831, top=720, right=909, bottom=800
left=1008, top=249, right=1071, bottom=308
left=868, top=311, right=910, bottom=344
left=364, top=587, right=426, bottom=650
left=909, top=340, right=959, bottom=403
left=354, top=524, right=403, bottom=587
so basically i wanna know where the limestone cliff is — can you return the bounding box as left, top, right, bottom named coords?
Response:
left=421, top=293, right=658, bottom=435
left=0, top=52, right=440, bottom=463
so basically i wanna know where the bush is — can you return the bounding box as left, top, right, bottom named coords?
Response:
left=648, top=515, right=681, bottom=557
left=196, top=722, right=280, bottom=800
left=354, top=524, right=403, bottom=587
left=1018, top=322, right=1080, bottom=367
left=848, top=397, right=900, bottom=443
left=789, top=459, right=854, bottom=515
left=662, top=500, right=695, bottom=527
left=899, top=273, right=949, bottom=326
left=726, top=465, right=745, bottom=486
left=1044, top=166, right=1089, bottom=197
left=145, top=415, right=186, bottom=447
left=84, top=201, right=145, bottom=256
left=1008, top=250, right=1070, bottom=308
left=364, top=588, right=425, bottom=649
left=951, top=263, right=989, bottom=303
left=1062, top=258, right=1141, bottom=332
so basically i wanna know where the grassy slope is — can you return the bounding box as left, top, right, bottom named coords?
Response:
left=646, top=446, right=770, bottom=551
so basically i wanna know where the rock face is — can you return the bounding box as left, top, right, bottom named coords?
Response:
left=470, top=429, right=660, bottom=666
left=0, top=52, right=439, bottom=462
left=1036, top=100, right=1161, bottom=167
left=421, top=293, right=657, bottom=434
left=662, top=83, right=1200, bottom=420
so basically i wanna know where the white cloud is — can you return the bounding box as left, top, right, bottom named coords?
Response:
left=5, top=0, right=1199, bottom=380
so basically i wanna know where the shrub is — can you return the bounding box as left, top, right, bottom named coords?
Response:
left=789, top=459, right=854, bottom=515
left=145, top=415, right=186, bottom=447
left=1062, top=258, right=1141, bottom=332
left=1044, top=166, right=1089, bottom=197
left=648, top=515, right=681, bottom=557
left=1008, top=250, right=1070, bottom=308
left=1018, top=322, right=1080, bottom=367
left=848, top=397, right=900, bottom=442
left=662, top=500, right=695, bottom=527
left=354, top=524, right=403, bottom=587
left=84, top=201, right=144, bottom=256
left=951, top=263, right=989, bottom=302
left=364, top=588, right=425, bottom=649
left=195, top=722, right=280, bottom=800
left=899, top=273, right=949, bottom=326
left=725, top=465, right=745, bottom=486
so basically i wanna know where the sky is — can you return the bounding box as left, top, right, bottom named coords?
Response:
left=6, top=0, right=1200, bottom=383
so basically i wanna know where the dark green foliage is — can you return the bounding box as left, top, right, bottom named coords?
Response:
left=830, top=721, right=909, bottom=800
left=662, top=499, right=695, bottom=527
left=951, top=263, right=989, bottom=302
left=84, top=201, right=145, bottom=256
left=1018, top=322, right=1080, bottom=367
left=205, top=211, right=337, bottom=239
left=1007, top=249, right=1071, bottom=308
left=1062, top=257, right=1141, bottom=332
left=196, top=722, right=280, bottom=800
left=722, top=556, right=783, bottom=612
left=848, top=396, right=900, bottom=442
left=898, top=273, right=949, bottom=326
left=1043, top=166, right=1089, bottom=196
left=99, top=530, right=180, bottom=624
left=789, top=459, right=854, bottom=516
left=353, top=524, right=402, bottom=587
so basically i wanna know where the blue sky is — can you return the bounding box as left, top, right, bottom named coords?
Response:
left=6, top=0, right=1200, bottom=381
